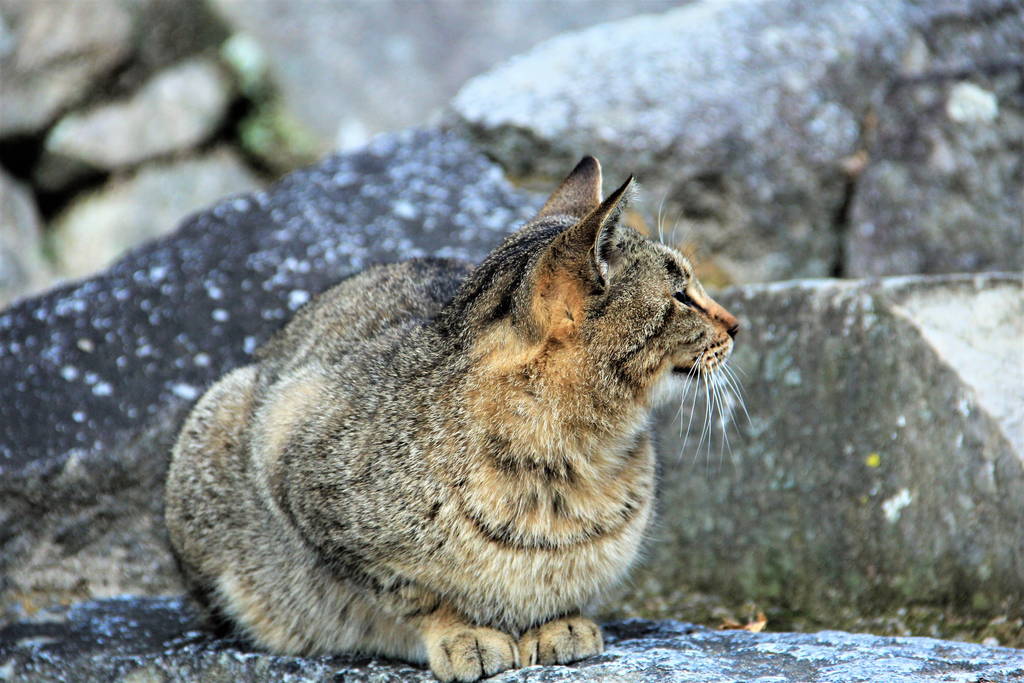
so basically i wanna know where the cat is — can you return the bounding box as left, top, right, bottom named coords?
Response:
left=164, top=156, right=739, bottom=682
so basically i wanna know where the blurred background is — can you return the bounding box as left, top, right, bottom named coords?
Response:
left=0, top=0, right=680, bottom=306
left=1, top=0, right=1022, bottom=657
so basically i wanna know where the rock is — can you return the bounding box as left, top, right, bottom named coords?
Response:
left=845, top=69, right=1023, bottom=275
left=49, top=148, right=261, bottom=280
left=36, top=57, right=235, bottom=186
left=0, top=169, right=53, bottom=308
left=0, top=129, right=540, bottom=618
left=451, top=0, right=1024, bottom=284
left=637, top=273, right=1024, bottom=626
left=0, top=0, right=133, bottom=138
left=1, top=598, right=1022, bottom=682
left=206, top=0, right=679, bottom=153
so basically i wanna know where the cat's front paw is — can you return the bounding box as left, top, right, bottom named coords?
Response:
left=425, top=625, right=519, bottom=682
left=518, top=616, right=603, bottom=666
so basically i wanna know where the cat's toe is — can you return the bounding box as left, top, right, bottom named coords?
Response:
left=427, top=626, right=518, bottom=682
left=518, top=616, right=603, bottom=666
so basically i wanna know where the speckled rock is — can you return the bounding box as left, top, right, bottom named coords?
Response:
left=451, top=0, right=1023, bottom=284
left=0, top=0, right=133, bottom=138
left=637, top=273, right=1024, bottom=625
left=0, top=129, right=541, bottom=617
left=2, top=597, right=1022, bottom=682
left=36, top=57, right=235, bottom=188
left=0, top=169, right=53, bottom=308
left=49, top=147, right=262, bottom=280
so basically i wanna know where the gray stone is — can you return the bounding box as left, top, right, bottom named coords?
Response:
left=638, top=273, right=1024, bottom=626
left=451, top=0, right=1023, bottom=284
left=0, top=128, right=541, bottom=618
left=37, top=57, right=234, bottom=185
left=0, top=169, right=52, bottom=308
left=50, top=148, right=261, bottom=280
left=1, top=598, right=1022, bottom=682
left=845, top=68, right=1023, bottom=275
left=207, top=0, right=680, bottom=153
left=0, top=0, right=133, bottom=138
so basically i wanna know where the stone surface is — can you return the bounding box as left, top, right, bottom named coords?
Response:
left=207, top=0, right=679, bottom=152
left=2, top=598, right=1022, bottom=682
left=639, top=273, right=1024, bottom=625
left=0, top=0, right=133, bottom=138
left=0, top=128, right=541, bottom=618
left=0, top=169, right=52, bottom=308
left=37, top=57, right=234, bottom=185
left=451, top=0, right=1024, bottom=284
left=845, top=68, right=1023, bottom=275
left=49, top=148, right=261, bottom=280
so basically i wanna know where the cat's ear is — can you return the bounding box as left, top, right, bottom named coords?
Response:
left=535, top=156, right=604, bottom=220
left=558, top=175, right=635, bottom=288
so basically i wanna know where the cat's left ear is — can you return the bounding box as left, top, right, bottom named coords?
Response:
left=558, top=175, right=635, bottom=289
left=535, top=156, right=604, bottom=220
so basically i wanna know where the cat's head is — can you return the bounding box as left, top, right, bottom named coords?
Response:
left=450, top=157, right=738, bottom=404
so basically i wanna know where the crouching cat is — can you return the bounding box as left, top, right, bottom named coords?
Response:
left=165, top=157, right=739, bottom=681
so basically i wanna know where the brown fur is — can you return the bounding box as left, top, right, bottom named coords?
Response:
left=165, top=156, right=738, bottom=682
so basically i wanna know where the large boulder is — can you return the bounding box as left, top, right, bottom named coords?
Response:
left=0, top=129, right=540, bottom=619
left=636, top=273, right=1023, bottom=629
left=451, top=0, right=1024, bottom=284
left=1, top=598, right=1021, bottom=681
left=206, top=0, right=679, bottom=152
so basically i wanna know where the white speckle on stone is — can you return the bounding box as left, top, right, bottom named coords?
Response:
left=137, top=344, right=153, bottom=357
left=783, top=368, right=801, bottom=385
left=896, top=415, right=906, bottom=427
left=60, top=365, right=79, bottom=381
left=957, top=398, right=970, bottom=416
left=205, top=283, right=223, bottom=300
left=946, top=82, right=998, bottom=124
left=71, top=411, right=86, bottom=423
left=243, top=336, right=258, bottom=355
left=77, top=338, right=95, bottom=353
left=392, top=199, right=418, bottom=220
left=882, top=488, right=913, bottom=523
left=212, top=308, right=229, bottom=322
left=194, top=352, right=211, bottom=367
left=92, top=381, right=113, bottom=397
left=171, top=383, right=200, bottom=401
left=287, top=289, right=310, bottom=310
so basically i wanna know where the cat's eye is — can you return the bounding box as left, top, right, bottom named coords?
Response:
left=674, top=291, right=694, bottom=308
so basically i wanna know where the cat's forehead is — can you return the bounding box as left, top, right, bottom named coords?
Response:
left=643, top=239, right=694, bottom=279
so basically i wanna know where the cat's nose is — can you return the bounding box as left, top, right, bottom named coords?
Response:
left=727, top=323, right=739, bottom=339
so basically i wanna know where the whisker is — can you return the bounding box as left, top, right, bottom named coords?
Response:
left=720, top=363, right=752, bottom=427
left=656, top=193, right=668, bottom=245
left=678, top=353, right=705, bottom=458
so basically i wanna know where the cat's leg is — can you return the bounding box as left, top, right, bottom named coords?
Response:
left=415, top=604, right=519, bottom=683
left=516, top=614, right=603, bottom=666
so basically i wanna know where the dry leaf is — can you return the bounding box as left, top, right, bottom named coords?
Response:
left=719, top=611, right=767, bottom=632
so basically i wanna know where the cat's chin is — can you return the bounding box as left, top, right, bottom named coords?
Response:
left=651, top=370, right=691, bottom=407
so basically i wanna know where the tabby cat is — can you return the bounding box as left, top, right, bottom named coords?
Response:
left=165, top=156, right=739, bottom=682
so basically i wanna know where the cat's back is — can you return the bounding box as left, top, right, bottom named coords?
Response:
left=256, top=257, right=471, bottom=384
